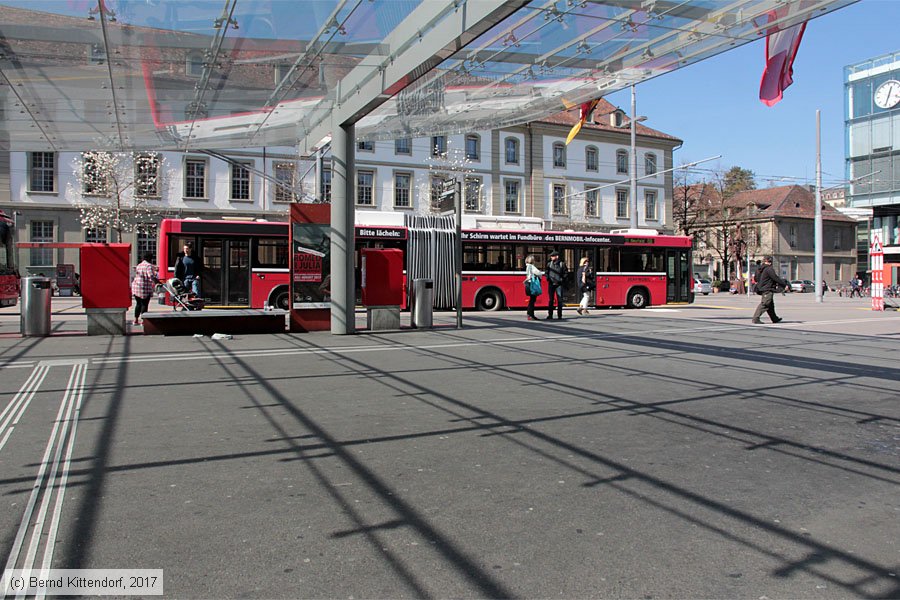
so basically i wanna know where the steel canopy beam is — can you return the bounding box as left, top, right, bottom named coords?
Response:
left=298, top=0, right=530, bottom=153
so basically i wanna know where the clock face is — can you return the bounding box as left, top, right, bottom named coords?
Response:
left=874, top=79, right=900, bottom=109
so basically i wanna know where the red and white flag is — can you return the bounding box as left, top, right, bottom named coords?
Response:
left=759, top=10, right=807, bottom=107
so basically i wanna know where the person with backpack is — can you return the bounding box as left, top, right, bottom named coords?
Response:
left=752, top=256, right=789, bottom=324
left=545, top=250, right=569, bottom=320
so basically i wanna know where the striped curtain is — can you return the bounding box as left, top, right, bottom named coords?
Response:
left=404, top=214, right=457, bottom=309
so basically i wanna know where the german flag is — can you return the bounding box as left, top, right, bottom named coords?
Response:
left=565, top=98, right=600, bottom=145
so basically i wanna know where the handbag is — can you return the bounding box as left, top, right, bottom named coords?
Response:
left=525, top=277, right=542, bottom=296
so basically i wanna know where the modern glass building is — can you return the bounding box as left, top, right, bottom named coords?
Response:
left=845, top=51, right=900, bottom=279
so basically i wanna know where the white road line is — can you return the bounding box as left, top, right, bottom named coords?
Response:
left=0, top=364, right=50, bottom=452
left=3, top=361, right=86, bottom=585
left=18, top=364, right=81, bottom=597
left=38, top=364, right=87, bottom=597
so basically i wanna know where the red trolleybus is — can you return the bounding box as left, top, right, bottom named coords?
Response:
left=158, top=218, right=407, bottom=309
left=159, top=217, right=692, bottom=311
left=460, top=228, right=693, bottom=311
left=0, top=209, right=18, bottom=307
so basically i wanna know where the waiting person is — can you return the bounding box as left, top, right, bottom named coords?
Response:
left=545, top=250, right=568, bottom=320
left=524, top=255, right=543, bottom=321
left=752, top=256, right=789, bottom=324
left=849, top=277, right=861, bottom=298
left=175, top=242, right=201, bottom=297
left=131, top=252, right=158, bottom=326
left=576, top=257, right=594, bottom=315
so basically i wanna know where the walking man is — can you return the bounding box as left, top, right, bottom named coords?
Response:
left=752, top=256, right=789, bottom=324
left=545, top=250, right=568, bottom=320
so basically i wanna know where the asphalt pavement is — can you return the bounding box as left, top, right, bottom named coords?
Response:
left=0, top=292, right=898, bottom=599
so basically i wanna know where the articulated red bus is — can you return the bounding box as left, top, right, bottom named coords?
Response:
left=158, top=217, right=692, bottom=310
left=0, top=209, right=18, bottom=307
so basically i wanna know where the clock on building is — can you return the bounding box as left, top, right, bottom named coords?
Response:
left=873, top=79, right=900, bottom=109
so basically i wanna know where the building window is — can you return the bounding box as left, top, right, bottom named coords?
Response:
left=465, top=177, right=481, bottom=211
left=137, top=225, right=157, bottom=263
left=585, top=188, right=599, bottom=217
left=357, top=140, right=374, bottom=152
left=30, top=220, right=54, bottom=267
left=552, top=183, right=567, bottom=215
left=645, top=153, right=657, bottom=176
left=88, top=43, right=106, bottom=65
left=430, top=175, right=450, bottom=210
left=789, top=224, right=797, bottom=248
left=320, top=167, right=332, bottom=202
left=504, top=179, right=520, bottom=213
left=395, top=138, right=411, bottom=155
left=465, top=134, right=480, bottom=160
left=82, top=152, right=109, bottom=196
left=186, top=51, right=204, bottom=77
left=431, top=135, right=446, bottom=157
left=28, top=152, right=56, bottom=193
left=645, top=191, right=657, bottom=221
left=616, top=188, right=629, bottom=219
left=833, top=230, right=841, bottom=250
left=231, top=161, right=252, bottom=201
left=505, top=138, right=519, bottom=164
left=552, top=142, right=566, bottom=168
left=356, top=170, right=375, bottom=206
left=274, top=162, right=298, bottom=203
left=585, top=146, right=598, bottom=171
left=84, top=227, right=107, bottom=244
left=394, top=172, right=411, bottom=208
left=616, top=150, right=628, bottom=174
left=184, top=158, right=207, bottom=199
left=274, top=63, right=291, bottom=85
left=134, top=153, right=161, bottom=197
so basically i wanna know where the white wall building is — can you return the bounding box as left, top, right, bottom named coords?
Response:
left=1, top=100, right=681, bottom=273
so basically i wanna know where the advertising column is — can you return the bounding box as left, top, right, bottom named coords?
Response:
left=289, top=204, right=332, bottom=332
left=871, top=233, right=884, bottom=312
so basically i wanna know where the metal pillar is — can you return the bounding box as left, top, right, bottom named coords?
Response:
left=815, top=110, right=823, bottom=303
left=630, top=85, right=638, bottom=229
left=330, top=122, right=355, bottom=334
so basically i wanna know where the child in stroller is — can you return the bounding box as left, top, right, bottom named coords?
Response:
left=159, top=277, right=204, bottom=311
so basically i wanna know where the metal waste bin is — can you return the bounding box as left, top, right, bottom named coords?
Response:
left=411, top=278, right=433, bottom=329
left=21, top=276, right=52, bottom=336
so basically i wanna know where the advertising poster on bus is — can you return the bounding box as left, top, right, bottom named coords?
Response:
left=292, top=221, right=331, bottom=309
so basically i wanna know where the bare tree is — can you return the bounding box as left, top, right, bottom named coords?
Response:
left=67, top=151, right=172, bottom=242
left=423, top=139, right=480, bottom=214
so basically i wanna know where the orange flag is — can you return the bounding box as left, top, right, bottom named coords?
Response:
left=565, top=99, right=600, bottom=145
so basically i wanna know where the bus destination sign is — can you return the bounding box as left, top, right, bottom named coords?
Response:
left=356, top=226, right=407, bottom=240
left=462, top=231, right=625, bottom=245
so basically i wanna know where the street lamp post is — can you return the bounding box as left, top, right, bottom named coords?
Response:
left=630, top=85, right=638, bottom=229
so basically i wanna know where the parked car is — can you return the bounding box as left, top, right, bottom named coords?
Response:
left=790, top=279, right=814, bottom=293
left=693, top=278, right=712, bottom=295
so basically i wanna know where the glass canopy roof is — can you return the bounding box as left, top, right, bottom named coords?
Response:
left=0, top=0, right=856, bottom=153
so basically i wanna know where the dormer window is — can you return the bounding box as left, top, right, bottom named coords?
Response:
left=610, top=110, right=625, bottom=127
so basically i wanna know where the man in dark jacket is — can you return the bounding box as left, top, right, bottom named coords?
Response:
left=752, top=256, right=789, bottom=324
left=545, top=250, right=568, bottom=320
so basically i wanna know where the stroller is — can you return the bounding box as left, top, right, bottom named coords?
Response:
left=160, top=277, right=204, bottom=311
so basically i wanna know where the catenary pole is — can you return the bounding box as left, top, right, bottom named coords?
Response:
left=815, top=110, right=823, bottom=303
left=630, top=85, right=638, bottom=229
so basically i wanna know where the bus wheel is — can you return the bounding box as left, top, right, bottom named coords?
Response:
left=476, top=289, right=503, bottom=311
left=627, top=288, right=649, bottom=309
left=271, top=289, right=290, bottom=310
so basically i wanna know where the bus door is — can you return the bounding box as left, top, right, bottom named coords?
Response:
left=666, top=248, right=691, bottom=303
left=200, top=238, right=250, bottom=306
left=562, top=247, right=593, bottom=304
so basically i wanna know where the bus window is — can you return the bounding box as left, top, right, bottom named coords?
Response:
left=620, top=247, right=665, bottom=272
left=596, top=247, right=611, bottom=272
left=255, top=238, right=288, bottom=268
left=168, top=236, right=196, bottom=269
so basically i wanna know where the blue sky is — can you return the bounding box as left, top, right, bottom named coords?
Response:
left=605, top=0, right=899, bottom=190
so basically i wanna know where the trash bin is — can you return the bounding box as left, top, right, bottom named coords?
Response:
left=20, top=276, right=52, bottom=336
left=411, top=278, right=433, bottom=329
